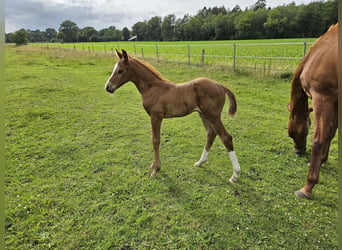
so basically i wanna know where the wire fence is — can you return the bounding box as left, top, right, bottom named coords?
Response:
left=32, top=41, right=314, bottom=75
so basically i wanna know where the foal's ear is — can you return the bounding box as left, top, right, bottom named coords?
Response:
left=122, top=49, right=129, bottom=63
left=115, top=49, right=122, bottom=59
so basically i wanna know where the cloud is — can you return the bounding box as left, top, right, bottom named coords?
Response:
left=5, top=0, right=134, bottom=32
left=5, top=0, right=313, bottom=33
left=6, top=0, right=234, bottom=32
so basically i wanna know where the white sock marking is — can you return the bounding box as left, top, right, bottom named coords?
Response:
left=194, top=149, right=209, bottom=167
left=229, top=151, right=240, bottom=182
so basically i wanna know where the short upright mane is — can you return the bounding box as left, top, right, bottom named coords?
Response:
left=129, top=56, right=166, bottom=81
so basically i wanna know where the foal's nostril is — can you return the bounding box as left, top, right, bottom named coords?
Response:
left=105, top=85, right=114, bottom=94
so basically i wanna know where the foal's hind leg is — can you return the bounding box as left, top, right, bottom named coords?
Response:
left=210, top=118, right=240, bottom=182
left=194, top=115, right=217, bottom=167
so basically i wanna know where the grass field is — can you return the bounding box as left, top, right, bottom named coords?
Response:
left=33, top=38, right=316, bottom=73
left=5, top=45, right=337, bottom=249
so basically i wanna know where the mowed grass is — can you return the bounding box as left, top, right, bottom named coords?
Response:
left=5, top=45, right=337, bottom=249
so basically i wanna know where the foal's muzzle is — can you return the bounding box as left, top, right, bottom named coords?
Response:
left=105, top=84, right=115, bottom=94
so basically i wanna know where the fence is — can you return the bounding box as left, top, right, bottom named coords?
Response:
left=34, top=41, right=314, bottom=74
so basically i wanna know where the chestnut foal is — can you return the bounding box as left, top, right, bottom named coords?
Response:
left=105, top=49, right=240, bottom=182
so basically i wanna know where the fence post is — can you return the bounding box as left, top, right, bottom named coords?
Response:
left=233, top=43, right=236, bottom=72
left=303, top=42, right=307, bottom=56
left=187, top=45, right=191, bottom=65
left=201, top=49, right=205, bottom=67
left=156, top=45, right=159, bottom=62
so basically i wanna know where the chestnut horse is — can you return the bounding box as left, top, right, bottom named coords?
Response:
left=288, top=24, right=338, bottom=199
left=105, top=49, right=240, bottom=181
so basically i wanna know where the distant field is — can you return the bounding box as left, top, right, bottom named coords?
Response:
left=5, top=45, right=336, bottom=249
left=33, top=38, right=316, bottom=73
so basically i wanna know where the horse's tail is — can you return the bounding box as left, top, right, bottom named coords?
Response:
left=221, top=85, right=237, bottom=117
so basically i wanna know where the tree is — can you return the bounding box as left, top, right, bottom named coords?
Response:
left=147, top=16, right=162, bottom=41
left=161, top=14, right=176, bottom=41
left=264, top=5, right=297, bottom=38
left=213, top=14, right=234, bottom=40
left=45, top=28, right=57, bottom=41
left=122, top=27, right=130, bottom=41
left=9, top=29, right=28, bottom=44
left=59, top=20, right=79, bottom=42
left=174, top=15, right=190, bottom=41
left=254, top=0, right=266, bottom=11
left=236, top=11, right=254, bottom=39
left=184, top=17, right=202, bottom=40
left=79, top=27, right=98, bottom=42
left=27, top=29, right=47, bottom=42
left=132, top=21, right=148, bottom=41
left=294, top=3, right=322, bottom=37
left=232, top=5, right=242, bottom=12
left=201, top=19, right=215, bottom=40
left=320, top=0, right=338, bottom=29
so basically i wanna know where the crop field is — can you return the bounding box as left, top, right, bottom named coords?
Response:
left=33, top=38, right=316, bottom=73
left=5, top=45, right=337, bottom=249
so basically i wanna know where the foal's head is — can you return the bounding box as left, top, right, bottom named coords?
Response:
left=288, top=104, right=312, bottom=155
left=105, top=49, right=132, bottom=94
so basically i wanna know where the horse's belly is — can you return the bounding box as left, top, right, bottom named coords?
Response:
left=164, top=101, right=198, bottom=118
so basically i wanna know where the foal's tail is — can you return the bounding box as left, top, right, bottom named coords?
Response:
left=221, top=85, right=237, bottom=117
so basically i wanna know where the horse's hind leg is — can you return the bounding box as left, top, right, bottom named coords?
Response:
left=210, top=118, right=240, bottom=182
left=194, top=115, right=217, bottom=167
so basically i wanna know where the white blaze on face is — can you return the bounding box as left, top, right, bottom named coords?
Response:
left=105, top=62, right=118, bottom=89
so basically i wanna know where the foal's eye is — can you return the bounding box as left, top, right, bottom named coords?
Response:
left=117, top=69, right=124, bottom=74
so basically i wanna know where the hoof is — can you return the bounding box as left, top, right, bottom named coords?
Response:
left=294, top=190, right=313, bottom=199
left=193, top=161, right=202, bottom=167
left=150, top=169, right=158, bottom=178
left=229, top=176, right=237, bottom=183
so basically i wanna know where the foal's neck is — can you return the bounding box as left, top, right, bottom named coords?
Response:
left=130, top=60, right=166, bottom=94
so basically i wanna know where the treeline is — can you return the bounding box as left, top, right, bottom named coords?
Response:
left=6, top=21, right=131, bottom=44
left=6, top=0, right=338, bottom=44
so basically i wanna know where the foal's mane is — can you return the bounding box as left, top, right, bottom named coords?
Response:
left=129, top=56, right=166, bottom=81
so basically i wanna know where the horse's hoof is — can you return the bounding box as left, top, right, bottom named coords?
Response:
left=294, top=190, right=313, bottom=199
left=150, top=170, right=158, bottom=178
left=229, top=177, right=237, bottom=183
left=194, top=161, right=202, bottom=167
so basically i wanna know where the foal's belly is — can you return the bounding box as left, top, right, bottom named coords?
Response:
left=163, top=100, right=198, bottom=118
left=163, top=87, right=198, bottom=118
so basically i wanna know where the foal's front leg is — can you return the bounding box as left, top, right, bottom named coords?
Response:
left=150, top=115, right=162, bottom=177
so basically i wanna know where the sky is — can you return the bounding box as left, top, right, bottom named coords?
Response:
left=5, top=0, right=315, bottom=33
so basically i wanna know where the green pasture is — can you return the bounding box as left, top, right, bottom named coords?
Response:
left=33, top=38, right=316, bottom=73
left=5, top=45, right=337, bottom=249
